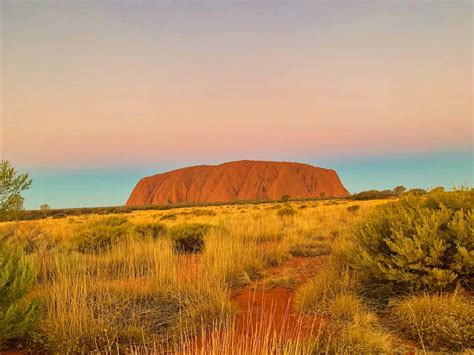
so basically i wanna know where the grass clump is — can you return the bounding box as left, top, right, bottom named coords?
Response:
left=71, top=216, right=132, bottom=253
left=202, top=229, right=265, bottom=288
left=168, top=223, right=210, bottom=253
left=394, top=292, right=474, bottom=351
left=0, top=244, right=40, bottom=347
left=327, top=293, right=365, bottom=322
left=41, top=279, right=233, bottom=351
left=159, top=213, right=177, bottom=221
left=295, top=259, right=356, bottom=313
left=348, top=189, right=473, bottom=292
left=334, top=319, right=393, bottom=354
left=289, top=241, right=331, bottom=257
left=265, top=275, right=298, bottom=289
left=277, top=206, right=297, bottom=218
left=134, top=222, right=167, bottom=239
left=346, top=204, right=360, bottom=213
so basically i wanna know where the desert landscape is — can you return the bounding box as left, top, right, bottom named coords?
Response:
left=0, top=159, right=473, bottom=353
left=1, top=1, right=472, bottom=354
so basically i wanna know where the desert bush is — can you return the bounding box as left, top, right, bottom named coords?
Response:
left=134, top=222, right=167, bottom=239
left=71, top=216, right=132, bottom=253
left=0, top=244, right=40, bottom=346
left=348, top=190, right=473, bottom=291
left=352, top=190, right=394, bottom=200
left=407, top=188, right=427, bottom=196
left=277, top=206, right=297, bottom=217
left=346, top=204, right=360, bottom=213
left=394, top=292, right=474, bottom=351
left=168, top=223, right=210, bottom=253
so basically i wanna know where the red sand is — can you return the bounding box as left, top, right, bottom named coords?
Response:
left=231, top=256, right=328, bottom=339
left=126, top=160, right=350, bottom=206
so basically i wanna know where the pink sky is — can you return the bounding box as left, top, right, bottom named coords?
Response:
left=1, top=1, right=472, bottom=168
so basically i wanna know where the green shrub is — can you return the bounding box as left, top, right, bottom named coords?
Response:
left=352, top=190, right=394, bottom=200
left=276, top=206, right=297, bottom=217
left=407, top=188, right=427, bottom=196
left=349, top=190, right=473, bottom=291
left=394, top=292, right=473, bottom=351
left=134, top=222, right=167, bottom=239
left=72, top=216, right=132, bottom=253
left=346, top=205, right=361, bottom=213
left=0, top=244, right=40, bottom=346
left=168, top=223, right=210, bottom=253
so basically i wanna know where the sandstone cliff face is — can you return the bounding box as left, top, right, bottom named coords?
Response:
left=126, top=160, right=350, bottom=206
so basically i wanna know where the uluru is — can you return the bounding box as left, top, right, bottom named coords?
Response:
left=126, top=160, right=350, bottom=206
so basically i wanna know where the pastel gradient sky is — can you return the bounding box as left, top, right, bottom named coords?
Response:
left=1, top=1, right=472, bottom=209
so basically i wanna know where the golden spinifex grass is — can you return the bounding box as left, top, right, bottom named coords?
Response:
left=0, top=195, right=471, bottom=353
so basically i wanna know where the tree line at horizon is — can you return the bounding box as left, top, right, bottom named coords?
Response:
left=0, top=159, right=462, bottom=222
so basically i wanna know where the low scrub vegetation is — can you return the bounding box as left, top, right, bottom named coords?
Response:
left=0, top=244, right=40, bottom=346
left=71, top=216, right=132, bottom=253
left=289, top=241, right=331, bottom=257
left=348, top=189, right=473, bottom=292
left=133, top=222, right=167, bottom=239
left=346, top=204, right=360, bottom=213
left=394, top=292, right=473, bottom=351
left=276, top=206, right=297, bottom=217
left=1, top=188, right=471, bottom=352
left=167, top=223, right=211, bottom=253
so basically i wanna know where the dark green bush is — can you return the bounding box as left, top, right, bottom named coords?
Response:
left=407, top=188, right=427, bottom=196
left=347, top=205, right=361, bottom=213
left=72, top=216, right=132, bottom=253
left=352, top=190, right=394, bottom=200
left=349, top=190, right=473, bottom=291
left=277, top=206, right=297, bottom=217
left=134, top=222, right=167, bottom=239
left=0, top=244, right=40, bottom=346
left=168, top=223, right=210, bottom=253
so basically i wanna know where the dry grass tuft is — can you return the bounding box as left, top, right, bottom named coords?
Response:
left=393, top=291, right=474, bottom=351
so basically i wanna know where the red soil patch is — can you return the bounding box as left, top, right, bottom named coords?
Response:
left=231, top=256, right=328, bottom=340
left=232, top=285, right=326, bottom=340
left=178, top=256, right=328, bottom=353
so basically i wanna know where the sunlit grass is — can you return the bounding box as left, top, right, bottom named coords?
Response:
left=1, top=197, right=469, bottom=353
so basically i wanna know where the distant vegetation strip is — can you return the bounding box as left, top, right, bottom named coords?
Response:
left=4, top=186, right=438, bottom=222
left=3, top=196, right=346, bottom=222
